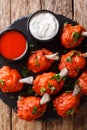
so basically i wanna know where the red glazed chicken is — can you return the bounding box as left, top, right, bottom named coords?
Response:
left=59, top=50, right=86, bottom=78
left=17, top=96, right=47, bottom=121
left=60, top=24, right=85, bottom=49
left=73, top=70, right=87, bottom=95
left=0, top=66, right=23, bottom=92
left=33, top=72, right=65, bottom=96
left=53, top=92, right=80, bottom=117
left=27, top=48, right=59, bottom=73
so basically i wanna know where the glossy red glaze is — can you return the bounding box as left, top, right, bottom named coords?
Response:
left=78, top=70, right=87, bottom=95
left=17, top=96, right=47, bottom=121
left=33, top=72, right=64, bottom=96
left=53, top=92, right=80, bottom=117
left=0, top=66, right=23, bottom=92
left=60, top=24, right=85, bottom=48
left=59, top=50, right=86, bottom=78
left=27, top=48, right=54, bottom=73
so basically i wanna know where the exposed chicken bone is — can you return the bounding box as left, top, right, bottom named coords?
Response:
left=45, top=52, right=59, bottom=61
left=59, top=68, right=68, bottom=78
left=81, top=52, right=87, bottom=58
left=81, top=31, right=87, bottom=37
left=40, top=93, right=51, bottom=105
left=73, top=84, right=81, bottom=96
left=19, top=76, right=33, bottom=84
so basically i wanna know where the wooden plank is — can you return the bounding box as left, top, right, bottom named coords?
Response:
left=74, top=103, right=87, bottom=130
left=74, top=0, right=87, bottom=29
left=41, top=0, right=73, bottom=19
left=0, top=0, right=11, bottom=130
left=11, top=0, right=41, bottom=22
left=74, top=0, right=87, bottom=129
left=12, top=111, right=63, bottom=130
left=46, top=120, right=62, bottom=130
left=0, top=0, right=11, bottom=31
left=61, top=117, right=74, bottom=130
left=0, top=100, right=11, bottom=130
left=12, top=112, right=43, bottom=130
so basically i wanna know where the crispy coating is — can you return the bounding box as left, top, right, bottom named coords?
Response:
left=59, top=50, right=86, bottom=78
left=53, top=92, right=80, bottom=117
left=33, top=72, right=64, bottom=96
left=60, top=24, right=85, bottom=48
left=27, top=48, right=54, bottom=73
left=17, top=96, right=47, bottom=121
left=0, top=66, right=23, bottom=92
left=78, top=70, right=87, bottom=95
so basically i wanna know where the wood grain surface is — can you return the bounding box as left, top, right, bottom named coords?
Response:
left=0, top=0, right=87, bottom=130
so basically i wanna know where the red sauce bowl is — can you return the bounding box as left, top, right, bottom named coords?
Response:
left=0, top=29, right=28, bottom=61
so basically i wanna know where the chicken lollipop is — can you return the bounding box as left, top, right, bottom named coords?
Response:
left=0, top=66, right=23, bottom=92
left=73, top=70, right=87, bottom=96
left=19, top=69, right=68, bottom=96
left=53, top=92, right=80, bottom=117
left=27, top=48, right=59, bottom=73
left=17, top=96, right=47, bottom=121
left=60, top=24, right=86, bottom=49
left=17, top=93, right=50, bottom=121
left=59, top=50, right=86, bottom=78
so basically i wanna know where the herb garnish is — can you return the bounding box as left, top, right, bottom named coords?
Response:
left=0, top=80, right=4, bottom=85
left=76, top=67, right=79, bottom=72
left=32, top=106, right=38, bottom=114
left=66, top=50, right=78, bottom=62
left=75, top=79, right=79, bottom=84
left=40, top=110, right=46, bottom=115
left=72, top=32, right=81, bottom=42
left=66, top=56, right=72, bottom=62
left=62, top=76, right=68, bottom=81
left=77, top=52, right=81, bottom=56
left=63, top=50, right=67, bottom=54
left=64, top=22, right=68, bottom=27
left=10, top=96, right=14, bottom=99
left=72, top=50, right=77, bottom=56
left=27, top=89, right=34, bottom=94
left=51, top=74, right=61, bottom=82
left=65, top=90, right=72, bottom=93
left=66, top=108, right=75, bottom=115
left=48, top=83, right=55, bottom=92
left=19, top=88, right=34, bottom=96
left=35, top=57, right=40, bottom=68
left=40, top=87, right=46, bottom=94
left=21, top=67, right=29, bottom=77
left=29, top=43, right=35, bottom=50
left=36, top=60, right=40, bottom=67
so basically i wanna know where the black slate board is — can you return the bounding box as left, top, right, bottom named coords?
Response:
left=0, top=14, right=87, bottom=121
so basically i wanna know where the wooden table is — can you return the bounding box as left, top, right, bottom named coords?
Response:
left=0, top=0, right=87, bottom=130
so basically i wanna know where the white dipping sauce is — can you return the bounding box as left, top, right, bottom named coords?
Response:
left=29, top=12, right=59, bottom=40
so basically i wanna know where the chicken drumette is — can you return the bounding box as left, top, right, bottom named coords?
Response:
left=27, top=48, right=59, bottom=73
left=19, top=68, right=68, bottom=96
left=60, top=24, right=85, bottom=49
left=17, top=96, right=47, bottom=121
left=33, top=72, right=65, bottom=96
left=53, top=92, right=80, bottom=117
left=73, top=70, right=87, bottom=96
left=0, top=66, right=23, bottom=92
left=59, top=50, right=86, bottom=78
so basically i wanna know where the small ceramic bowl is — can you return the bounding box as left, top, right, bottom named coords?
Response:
left=27, top=10, right=60, bottom=43
left=0, top=29, right=28, bottom=62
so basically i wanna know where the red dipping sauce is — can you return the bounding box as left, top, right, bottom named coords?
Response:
left=0, top=30, right=28, bottom=61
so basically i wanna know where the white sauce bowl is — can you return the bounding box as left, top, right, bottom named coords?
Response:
left=28, top=10, right=59, bottom=42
